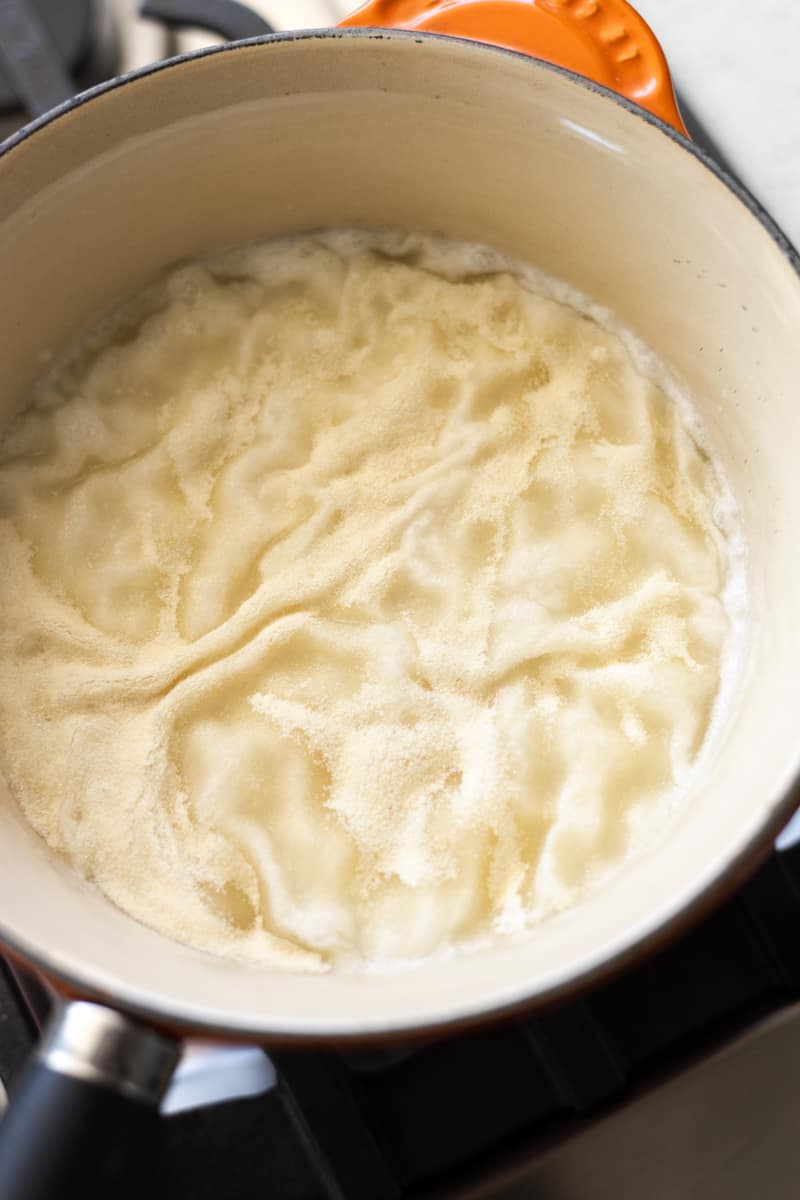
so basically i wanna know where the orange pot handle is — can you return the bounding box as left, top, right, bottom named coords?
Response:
left=338, top=0, right=687, bottom=136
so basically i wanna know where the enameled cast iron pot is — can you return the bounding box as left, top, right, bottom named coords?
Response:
left=1, top=2, right=800, bottom=1194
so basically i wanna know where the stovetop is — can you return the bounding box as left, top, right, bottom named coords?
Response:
left=3, top=844, right=800, bottom=1198
left=2, top=4, right=800, bottom=1199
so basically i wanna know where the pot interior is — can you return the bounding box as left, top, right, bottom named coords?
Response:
left=0, top=31, right=799, bottom=1039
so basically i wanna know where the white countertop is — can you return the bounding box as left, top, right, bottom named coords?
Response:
left=634, top=0, right=800, bottom=247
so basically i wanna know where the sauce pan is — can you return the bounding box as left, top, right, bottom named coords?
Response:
left=0, top=3, right=799, bottom=1194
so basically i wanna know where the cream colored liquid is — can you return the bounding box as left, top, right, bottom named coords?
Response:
left=0, top=231, right=737, bottom=970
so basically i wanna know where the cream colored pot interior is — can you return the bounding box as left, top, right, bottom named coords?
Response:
left=0, top=32, right=799, bottom=1039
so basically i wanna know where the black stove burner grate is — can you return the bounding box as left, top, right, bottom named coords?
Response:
left=3, top=844, right=800, bottom=1199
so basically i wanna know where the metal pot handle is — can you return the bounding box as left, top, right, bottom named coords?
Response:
left=0, top=1001, right=180, bottom=1200
left=339, top=0, right=688, bottom=135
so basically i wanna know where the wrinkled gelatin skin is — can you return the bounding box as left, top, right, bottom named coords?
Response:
left=0, top=231, right=731, bottom=971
